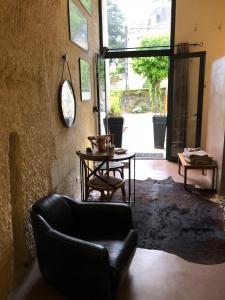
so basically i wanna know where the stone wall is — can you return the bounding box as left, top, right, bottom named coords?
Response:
left=0, top=0, right=99, bottom=298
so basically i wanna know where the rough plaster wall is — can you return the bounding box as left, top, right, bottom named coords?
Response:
left=0, top=135, right=12, bottom=299
left=50, top=0, right=99, bottom=200
left=175, top=0, right=225, bottom=149
left=0, top=0, right=99, bottom=297
left=207, top=57, right=225, bottom=195
left=0, top=1, right=55, bottom=297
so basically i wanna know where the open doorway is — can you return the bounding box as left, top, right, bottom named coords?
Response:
left=106, top=56, right=169, bottom=159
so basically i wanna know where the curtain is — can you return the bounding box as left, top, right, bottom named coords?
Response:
left=171, top=43, right=189, bottom=154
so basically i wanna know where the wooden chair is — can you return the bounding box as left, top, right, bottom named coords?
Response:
left=88, top=135, right=124, bottom=178
left=76, top=150, right=126, bottom=202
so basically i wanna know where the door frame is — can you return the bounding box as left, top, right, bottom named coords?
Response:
left=166, top=51, right=206, bottom=161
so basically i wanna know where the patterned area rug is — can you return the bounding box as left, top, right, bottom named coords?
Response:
left=113, top=177, right=225, bottom=264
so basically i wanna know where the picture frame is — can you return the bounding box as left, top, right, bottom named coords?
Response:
left=68, top=0, right=88, bottom=51
left=79, top=58, right=92, bottom=101
left=80, top=0, right=92, bottom=15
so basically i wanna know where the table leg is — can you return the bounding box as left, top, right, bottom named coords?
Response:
left=133, top=155, right=136, bottom=204
left=128, top=158, right=131, bottom=205
left=178, top=157, right=181, bottom=175
left=184, top=167, right=187, bottom=190
left=80, top=160, right=84, bottom=201
left=212, top=168, right=215, bottom=190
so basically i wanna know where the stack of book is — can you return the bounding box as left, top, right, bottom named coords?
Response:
left=183, top=148, right=213, bottom=165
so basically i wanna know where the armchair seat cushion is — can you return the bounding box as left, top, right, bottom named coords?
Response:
left=89, top=175, right=125, bottom=190
left=88, top=230, right=137, bottom=269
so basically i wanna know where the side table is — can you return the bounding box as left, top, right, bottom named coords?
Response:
left=178, top=152, right=217, bottom=190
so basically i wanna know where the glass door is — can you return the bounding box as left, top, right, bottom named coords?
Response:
left=166, top=51, right=206, bottom=160
left=98, top=55, right=169, bottom=157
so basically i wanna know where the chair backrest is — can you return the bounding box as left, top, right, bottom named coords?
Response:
left=88, top=134, right=115, bottom=150
left=76, top=150, right=111, bottom=186
left=76, top=150, right=110, bottom=162
left=32, top=193, right=75, bottom=236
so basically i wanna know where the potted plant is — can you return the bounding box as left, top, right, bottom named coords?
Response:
left=152, top=85, right=167, bottom=149
left=104, top=92, right=124, bottom=148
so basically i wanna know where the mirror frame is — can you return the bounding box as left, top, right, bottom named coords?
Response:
left=59, top=80, right=76, bottom=128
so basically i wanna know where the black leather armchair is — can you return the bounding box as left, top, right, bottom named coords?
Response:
left=31, top=194, right=137, bottom=300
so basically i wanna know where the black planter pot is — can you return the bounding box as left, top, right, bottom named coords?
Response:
left=153, top=115, right=167, bottom=149
left=104, top=117, right=124, bottom=148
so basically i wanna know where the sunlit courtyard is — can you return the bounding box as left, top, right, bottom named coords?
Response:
left=122, top=112, right=166, bottom=158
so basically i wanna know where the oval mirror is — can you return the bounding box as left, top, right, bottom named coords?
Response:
left=60, top=80, right=76, bottom=127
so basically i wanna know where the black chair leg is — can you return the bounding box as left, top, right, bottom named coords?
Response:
left=121, top=167, right=124, bottom=179
left=121, top=186, right=126, bottom=202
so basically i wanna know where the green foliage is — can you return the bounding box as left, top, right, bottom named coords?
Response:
left=108, top=91, right=122, bottom=117
left=98, top=57, right=105, bottom=86
left=80, top=60, right=90, bottom=91
left=69, top=1, right=83, bottom=35
left=138, top=102, right=150, bottom=112
left=107, top=0, right=126, bottom=83
left=80, top=0, right=92, bottom=14
left=132, top=35, right=169, bottom=114
left=107, top=0, right=125, bottom=49
left=109, top=58, right=126, bottom=87
left=132, top=102, right=150, bottom=113
left=114, top=60, right=125, bottom=74
left=110, top=74, right=122, bottom=87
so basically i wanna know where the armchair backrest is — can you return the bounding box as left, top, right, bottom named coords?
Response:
left=32, top=193, right=75, bottom=236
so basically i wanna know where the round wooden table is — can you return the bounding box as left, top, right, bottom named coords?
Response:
left=77, top=150, right=136, bottom=205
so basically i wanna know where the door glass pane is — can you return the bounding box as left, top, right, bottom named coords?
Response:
left=170, top=57, right=200, bottom=157
left=102, top=0, right=172, bottom=50
left=97, top=56, right=107, bottom=134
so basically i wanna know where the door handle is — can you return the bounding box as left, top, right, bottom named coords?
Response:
left=93, top=106, right=99, bottom=113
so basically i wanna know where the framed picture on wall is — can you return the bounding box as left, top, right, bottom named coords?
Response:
left=80, top=0, right=92, bottom=15
left=68, top=0, right=88, bottom=51
left=79, top=58, right=92, bottom=101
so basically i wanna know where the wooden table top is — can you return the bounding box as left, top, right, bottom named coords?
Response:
left=76, top=149, right=135, bottom=162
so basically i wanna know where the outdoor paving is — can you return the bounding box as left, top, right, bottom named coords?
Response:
left=122, top=112, right=166, bottom=157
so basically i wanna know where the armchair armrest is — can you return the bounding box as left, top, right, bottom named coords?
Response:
left=67, top=199, right=133, bottom=237
left=114, top=229, right=137, bottom=271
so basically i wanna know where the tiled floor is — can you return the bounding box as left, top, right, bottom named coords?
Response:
left=11, top=160, right=223, bottom=300
left=11, top=248, right=225, bottom=300
left=131, top=159, right=213, bottom=189
left=117, top=248, right=225, bottom=300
